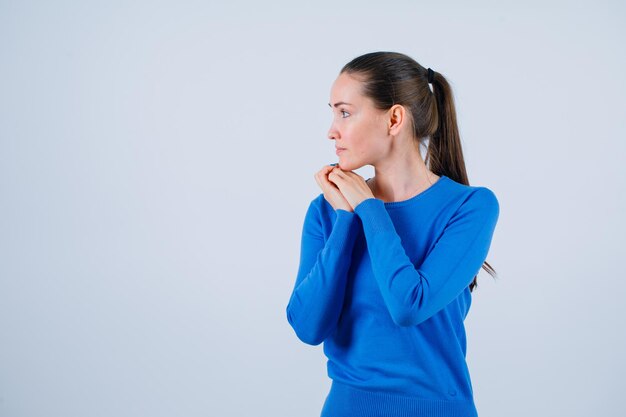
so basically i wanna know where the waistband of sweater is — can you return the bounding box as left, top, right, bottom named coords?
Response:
left=323, top=380, right=478, bottom=417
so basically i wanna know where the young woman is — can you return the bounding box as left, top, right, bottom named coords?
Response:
left=286, top=51, right=500, bottom=417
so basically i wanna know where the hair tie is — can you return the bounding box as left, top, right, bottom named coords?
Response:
left=427, top=68, right=434, bottom=84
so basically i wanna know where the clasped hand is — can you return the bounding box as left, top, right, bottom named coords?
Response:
left=314, top=165, right=375, bottom=212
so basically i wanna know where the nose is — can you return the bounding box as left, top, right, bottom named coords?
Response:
left=328, top=124, right=339, bottom=140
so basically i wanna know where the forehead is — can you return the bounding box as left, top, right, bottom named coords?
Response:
left=329, top=72, right=365, bottom=105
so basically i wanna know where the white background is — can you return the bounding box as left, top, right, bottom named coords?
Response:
left=1, top=1, right=624, bottom=416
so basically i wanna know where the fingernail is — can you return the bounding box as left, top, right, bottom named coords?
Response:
left=330, top=163, right=337, bottom=166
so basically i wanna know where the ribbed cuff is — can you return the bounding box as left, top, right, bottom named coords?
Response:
left=354, top=198, right=394, bottom=234
left=326, top=208, right=359, bottom=252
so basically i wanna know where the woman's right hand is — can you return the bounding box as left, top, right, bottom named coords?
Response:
left=315, top=164, right=353, bottom=212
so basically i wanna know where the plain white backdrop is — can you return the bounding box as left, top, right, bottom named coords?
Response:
left=1, top=1, right=624, bottom=416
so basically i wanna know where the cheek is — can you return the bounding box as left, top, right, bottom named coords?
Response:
left=369, top=117, right=387, bottom=137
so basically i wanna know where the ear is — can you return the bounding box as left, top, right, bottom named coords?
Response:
left=387, top=104, right=407, bottom=135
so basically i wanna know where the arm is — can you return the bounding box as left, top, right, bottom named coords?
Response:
left=353, top=188, right=500, bottom=327
left=286, top=200, right=360, bottom=345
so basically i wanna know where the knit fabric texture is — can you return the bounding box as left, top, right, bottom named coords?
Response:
left=286, top=175, right=500, bottom=417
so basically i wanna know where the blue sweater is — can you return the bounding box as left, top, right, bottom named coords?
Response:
left=286, top=175, right=500, bottom=417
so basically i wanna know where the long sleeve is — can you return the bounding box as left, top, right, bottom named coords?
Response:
left=286, top=201, right=361, bottom=345
left=353, top=188, right=500, bottom=327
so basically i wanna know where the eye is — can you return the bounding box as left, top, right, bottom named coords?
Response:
left=340, top=110, right=350, bottom=118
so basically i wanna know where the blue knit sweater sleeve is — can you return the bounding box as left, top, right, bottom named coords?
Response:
left=353, top=188, right=500, bottom=327
left=286, top=200, right=361, bottom=345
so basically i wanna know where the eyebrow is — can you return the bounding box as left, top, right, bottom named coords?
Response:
left=328, top=101, right=353, bottom=108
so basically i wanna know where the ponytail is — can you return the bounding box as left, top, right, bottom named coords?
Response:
left=425, top=69, right=498, bottom=292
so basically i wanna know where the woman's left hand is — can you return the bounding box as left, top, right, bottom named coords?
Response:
left=327, top=166, right=375, bottom=210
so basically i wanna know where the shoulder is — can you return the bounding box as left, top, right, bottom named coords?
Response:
left=442, top=177, right=500, bottom=223
left=466, top=186, right=499, bottom=210
left=443, top=176, right=498, bottom=206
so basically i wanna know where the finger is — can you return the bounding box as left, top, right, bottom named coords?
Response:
left=319, top=168, right=333, bottom=183
left=328, top=171, right=344, bottom=186
left=316, top=166, right=332, bottom=178
left=340, top=170, right=362, bottom=180
left=316, top=167, right=336, bottom=189
left=317, top=166, right=333, bottom=180
left=315, top=168, right=328, bottom=184
left=331, top=167, right=348, bottom=179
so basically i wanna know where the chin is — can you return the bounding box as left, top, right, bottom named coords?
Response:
left=337, top=161, right=350, bottom=171
left=338, top=160, right=365, bottom=172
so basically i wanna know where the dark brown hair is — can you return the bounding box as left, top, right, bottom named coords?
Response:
left=340, top=51, right=497, bottom=292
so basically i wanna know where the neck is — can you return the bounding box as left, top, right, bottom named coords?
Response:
left=368, top=147, right=439, bottom=203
